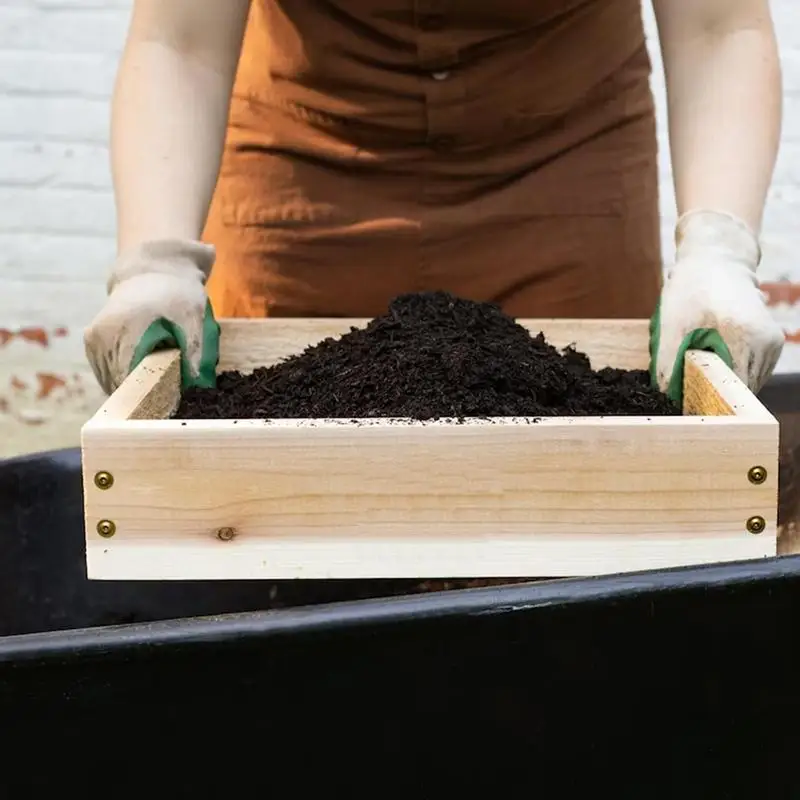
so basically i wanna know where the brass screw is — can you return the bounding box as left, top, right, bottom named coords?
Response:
left=748, top=466, right=768, bottom=485
left=94, top=471, right=114, bottom=490
left=97, top=519, right=116, bottom=538
left=216, top=527, right=235, bottom=542
left=746, top=516, right=766, bottom=535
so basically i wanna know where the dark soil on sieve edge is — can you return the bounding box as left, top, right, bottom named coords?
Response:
left=174, top=291, right=680, bottom=420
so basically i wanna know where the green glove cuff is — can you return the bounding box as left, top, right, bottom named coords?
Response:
left=129, top=300, right=220, bottom=390
left=649, top=298, right=733, bottom=407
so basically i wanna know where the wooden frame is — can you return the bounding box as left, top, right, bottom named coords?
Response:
left=80, top=318, right=779, bottom=581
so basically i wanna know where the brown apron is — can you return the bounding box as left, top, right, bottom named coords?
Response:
left=203, top=0, right=661, bottom=320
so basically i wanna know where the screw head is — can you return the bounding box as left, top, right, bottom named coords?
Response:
left=746, top=516, right=766, bottom=535
left=748, top=466, right=768, bottom=485
left=216, top=527, right=235, bottom=542
left=94, top=471, right=114, bottom=490
left=97, top=519, right=116, bottom=538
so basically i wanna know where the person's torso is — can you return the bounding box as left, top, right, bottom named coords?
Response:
left=230, top=0, right=651, bottom=151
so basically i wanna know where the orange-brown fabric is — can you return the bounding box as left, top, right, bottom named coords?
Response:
left=203, top=0, right=661, bottom=320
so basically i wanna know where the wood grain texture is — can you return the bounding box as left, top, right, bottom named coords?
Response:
left=216, top=317, right=653, bottom=373
left=81, top=318, right=780, bottom=581
left=683, top=351, right=775, bottom=420
left=85, top=349, right=180, bottom=424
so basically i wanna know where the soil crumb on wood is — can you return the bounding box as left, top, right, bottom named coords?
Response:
left=175, top=291, right=679, bottom=420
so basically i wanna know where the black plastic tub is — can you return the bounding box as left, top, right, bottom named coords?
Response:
left=3, top=376, right=800, bottom=794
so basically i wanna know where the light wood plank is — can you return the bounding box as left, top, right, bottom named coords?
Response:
left=83, top=349, right=180, bottom=426
left=684, top=351, right=775, bottom=420
left=217, top=317, right=653, bottom=373
left=82, top=414, right=776, bottom=579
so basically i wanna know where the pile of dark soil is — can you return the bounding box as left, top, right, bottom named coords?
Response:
left=175, top=291, right=679, bottom=420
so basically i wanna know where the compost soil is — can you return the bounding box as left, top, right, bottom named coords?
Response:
left=175, top=291, right=678, bottom=420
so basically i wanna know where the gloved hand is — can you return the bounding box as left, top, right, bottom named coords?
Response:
left=84, top=238, right=220, bottom=395
left=649, top=209, right=785, bottom=406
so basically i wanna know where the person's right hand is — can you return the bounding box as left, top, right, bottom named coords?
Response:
left=84, top=239, right=220, bottom=396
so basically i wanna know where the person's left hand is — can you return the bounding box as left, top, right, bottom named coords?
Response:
left=650, top=209, right=785, bottom=406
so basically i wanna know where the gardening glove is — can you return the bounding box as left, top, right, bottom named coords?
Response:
left=649, top=209, right=785, bottom=406
left=84, top=238, right=220, bottom=395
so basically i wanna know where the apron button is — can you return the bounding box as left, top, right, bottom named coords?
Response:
left=431, top=70, right=450, bottom=80
left=429, top=135, right=455, bottom=151
left=419, top=13, right=445, bottom=31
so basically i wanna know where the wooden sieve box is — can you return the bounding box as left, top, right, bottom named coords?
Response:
left=80, top=318, right=779, bottom=581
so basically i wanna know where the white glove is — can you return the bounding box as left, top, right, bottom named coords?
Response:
left=84, top=239, right=216, bottom=395
left=653, top=209, right=785, bottom=396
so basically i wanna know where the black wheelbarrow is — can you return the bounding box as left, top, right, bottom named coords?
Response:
left=2, top=376, right=800, bottom=795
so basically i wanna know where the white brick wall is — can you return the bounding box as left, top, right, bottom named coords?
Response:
left=0, top=0, right=131, bottom=457
left=1, top=0, right=799, bottom=458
